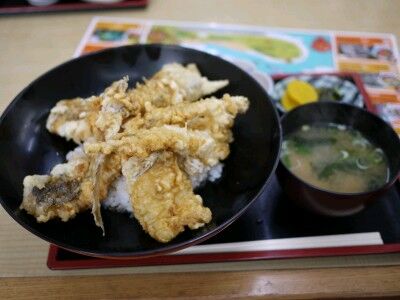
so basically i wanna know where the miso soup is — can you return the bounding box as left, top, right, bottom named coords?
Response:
left=281, top=123, right=389, bottom=193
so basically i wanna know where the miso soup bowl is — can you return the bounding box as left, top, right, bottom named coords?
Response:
left=276, top=102, right=400, bottom=217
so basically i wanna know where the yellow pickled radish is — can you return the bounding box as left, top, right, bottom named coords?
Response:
left=281, top=92, right=298, bottom=111
left=286, top=80, right=318, bottom=104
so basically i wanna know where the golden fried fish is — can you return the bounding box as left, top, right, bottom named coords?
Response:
left=122, top=151, right=212, bottom=243
left=95, top=63, right=228, bottom=140
left=21, top=62, right=249, bottom=243
left=130, top=63, right=228, bottom=109
left=46, top=63, right=228, bottom=143
left=46, top=96, right=102, bottom=144
left=121, top=94, right=249, bottom=158
left=95, top=77, right=140, bottom=141
left=84, top=125, right=222, bottom=167
left=21, top=147, right=121, bottom=230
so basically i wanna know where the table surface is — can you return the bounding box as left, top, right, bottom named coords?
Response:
left=1, top=0, right=400, bottom=298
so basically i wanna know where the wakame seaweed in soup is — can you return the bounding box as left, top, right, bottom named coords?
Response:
left=281, top=123, right=389, bottom=193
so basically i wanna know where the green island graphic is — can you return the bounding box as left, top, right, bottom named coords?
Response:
left=147, top=26, right=302, bottom=62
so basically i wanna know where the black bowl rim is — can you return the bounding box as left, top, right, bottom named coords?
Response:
left=279, top=101, right=400, bottom=197
left=0, top=43, right=282, bottom=258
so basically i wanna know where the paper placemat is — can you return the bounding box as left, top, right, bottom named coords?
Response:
left=75, top=16, right=400, bottom=136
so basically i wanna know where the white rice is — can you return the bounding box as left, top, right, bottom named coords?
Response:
left=208, top=163, right=223, bottom=181
left=102, top=176, right=133, bottom=213
left=183, top=157, right=223, bottom=188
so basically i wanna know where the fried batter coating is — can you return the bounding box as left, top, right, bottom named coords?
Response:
left=95, top=77, right=140, bottom=140
left=46, top=96, right=102, bottom=144
left=46, top=63, right=228, bottom=143
left=130, top=63, right=228, bottom=109
left=121, top=94, right=249, bottom=155
left=123, top=94, right=248, bottom=132
left=20, top=147, right=121, bottom=225
left=84, top=125, right=222, bottom=166
left=96, top=63, right=228, bottom=139
left=123, top=152, right=212, bottom=243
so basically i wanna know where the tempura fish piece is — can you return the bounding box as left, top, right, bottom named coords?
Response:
left=96, top=64, right=228, bottom=140
left=123, top=94, right=249, bottom=132
left=129, top=63, right=229, bottom=109
left=21, top=147, right=90, bottom=222
left=46, top=63, right=228, bottom=143
left=20, top=147, right=121, bottom=225
left=93, top=63, right=229, bottom=139
left=95, top=77, right=140, bottom=140
left=47, top=78, right=139, bottom=143
left=122, top=94, right=249, bottom=154
left=46, top=96, right=102, bottom=144
left=122, top=151, right=212, bottom=243
left=86, top=152, right=122, bottom=234
left=84, top=125, right=222, bottom=166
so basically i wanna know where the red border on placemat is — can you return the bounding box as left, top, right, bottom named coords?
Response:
left=0, top=0, right=148, bottom=15
left=47, top=71, right=399, bottom=270
left=47, top=243, right=400, bottom=270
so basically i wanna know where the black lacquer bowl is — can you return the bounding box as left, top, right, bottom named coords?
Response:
left=277, top=102, right=400, bottom=217
left=0, top=44, right=281, bottom=258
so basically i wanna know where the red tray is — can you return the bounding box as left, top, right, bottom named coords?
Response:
left=0, top=0, right=148, bottom=15
left=48, top=243, right=400, bottom=270
left=47, top=71, right=400, bottom=270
